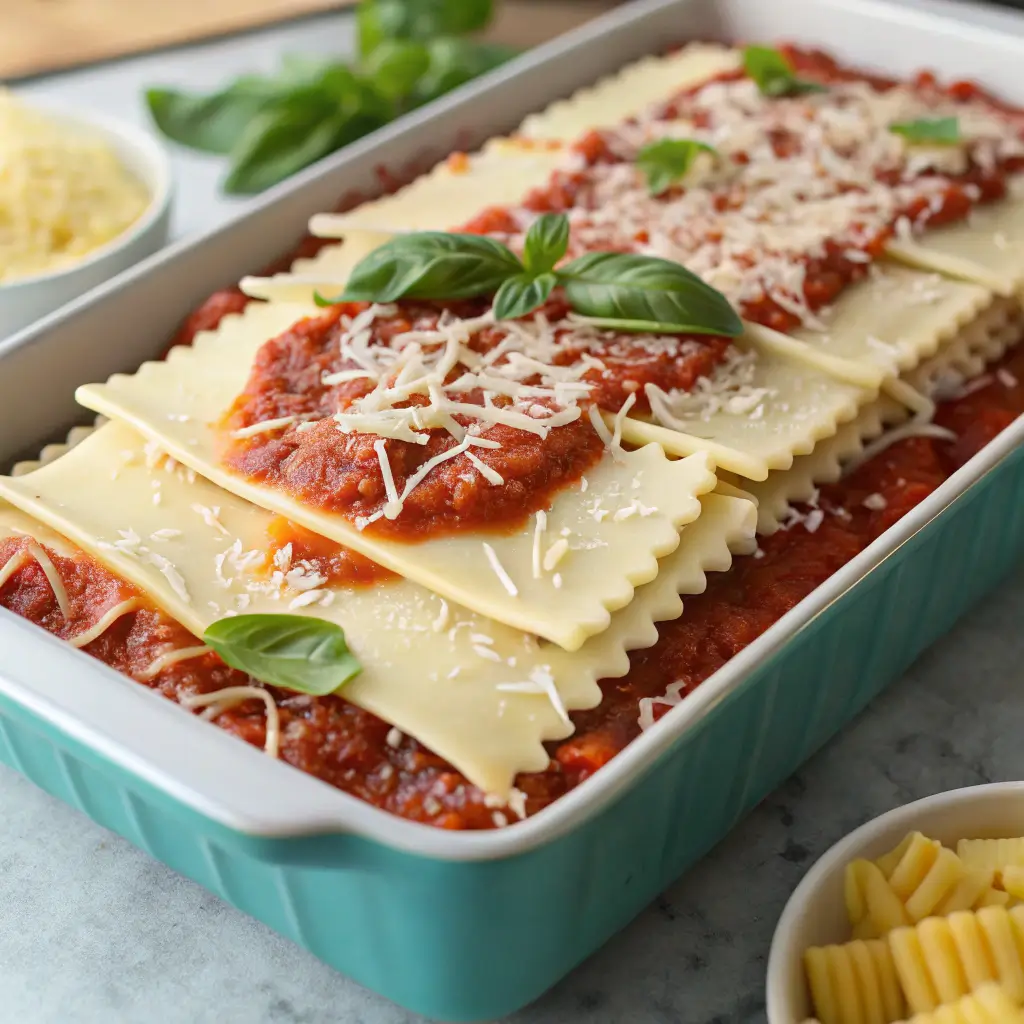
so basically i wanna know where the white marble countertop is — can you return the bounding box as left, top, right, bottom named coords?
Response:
left=5, top=5, right=1024, bottom=1022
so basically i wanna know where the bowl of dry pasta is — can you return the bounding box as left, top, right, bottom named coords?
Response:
left=767, top=783, right=1024, bottom=1023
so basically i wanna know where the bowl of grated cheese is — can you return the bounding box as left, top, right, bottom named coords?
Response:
left=0, top=90, right=172, bottom=339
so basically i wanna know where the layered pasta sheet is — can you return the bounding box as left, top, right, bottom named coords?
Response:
left=4, top=40, right=1024, bottom=806
left=0, top=422, right=754, bottom=793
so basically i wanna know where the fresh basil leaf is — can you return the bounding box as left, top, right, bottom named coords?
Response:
left=204, top=615, right=361, bottom=695
left=357, top=0, right=493, bottom=56
left=556, top=252, right=743, bottom=337
left=889, top=116, right=961, bottom=145
left=324, top=232, right=523, bottom=303
left=357, top=0, right=409, bottom=57
left=145, top=80, right=280, bottom=155
left=636, top=138, right=717, bottom=196
left=223, top=88, right=379, bottom=196
left=413, top=37, right=516, bottom=105
left=363, top=40, right=431, bottom=101
left=522, top=213, right=569, bottom=275
left=277, top=54, right=347, bottom=88
left=493, top=272, right=557, bottom=320
left=742, top=45, right=826, bottom=98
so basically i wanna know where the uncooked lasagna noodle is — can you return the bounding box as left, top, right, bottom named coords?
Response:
left=0, top=421, right=756, bottom=794
left=8, top=37, right=1024, bottom=820
left=742, top=295, right=1024, bottom=533
left=236, top=273, right=882, bottom=482
left=74, top=301, right=724, bottom=652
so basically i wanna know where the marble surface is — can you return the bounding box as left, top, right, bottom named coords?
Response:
left=5, top=5, right=1024, bottom=1023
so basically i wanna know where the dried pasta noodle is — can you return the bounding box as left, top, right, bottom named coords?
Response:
left=801, top=983, right=1024, bottom=1023
left=802, top=827, right=1024, bottom=1024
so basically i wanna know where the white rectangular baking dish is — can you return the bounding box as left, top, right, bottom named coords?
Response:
left=1, top=0, right=1023, bottom=927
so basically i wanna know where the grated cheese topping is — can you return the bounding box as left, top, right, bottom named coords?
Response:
left=180, top=686, right=280, bottom=758
left=68, top=597, right=140, bottom=649
left=136, top=644, right=212, bottom=681
left=252, top=303, right=719, bottom=525
left=0, top=90, right=150, bottom=283
left=491, top=73, right=1024, bottom=329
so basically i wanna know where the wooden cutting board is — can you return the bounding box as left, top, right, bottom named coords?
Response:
left=1, top=0, right=618, bottom=81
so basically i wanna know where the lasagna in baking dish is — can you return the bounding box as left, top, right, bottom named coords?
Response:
left=4, top=43, right=1024, bottom=829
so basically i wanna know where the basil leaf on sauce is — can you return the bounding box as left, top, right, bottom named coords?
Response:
left=522, top=213, right=570, bottom=275
left=636, top=138, right=718, bottom=196
left=318, top=229, right=742, bottom=337
left=493, top=272, right=557, bottom=320
left=556, top=252, right=744, bottom=337
left=204, top=615, right=361, bottom=696
left=743, top=45, right=827, bottom=98
left=889, top=116, right=961, bottom=145
left=327, top=231, right=525, bottom=303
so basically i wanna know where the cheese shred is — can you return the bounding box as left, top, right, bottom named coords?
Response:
left=25, top=541, right=71, bottom=618
left=68, top=598, right=139, bottom=649
left=136, top=644, right=212, bottom=681
left=179, top=686, right=281, bottom=758
left=0, top=91, right=150, bottom=283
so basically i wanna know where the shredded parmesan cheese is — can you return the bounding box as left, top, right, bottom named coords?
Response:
left=496, top=666, right=570, bottom=728
left=0, top=549, right=30, bottom=589
left=68, top=598, right=139, bottom=649
left=230, top=416, right=298, bottom=439
left=180, top=686, right=280, bottom=758
left=136, top=644, right=212, bottom=681
left=482, top=542, right=518, bottom=597
left=847, top=422, right=958, bottom=472
left=0, top=91, right=150, bottom=283
left=25, top=541, right=70, bottom=618
left=638, top=681, right=685, bottom=731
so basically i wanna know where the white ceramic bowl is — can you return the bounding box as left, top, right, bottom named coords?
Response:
left=0, top=103, right=173, bottom=339
left=766, top=782, right=1024, bottom=1023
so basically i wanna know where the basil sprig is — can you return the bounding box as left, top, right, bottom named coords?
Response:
left=317, top=212, right=743, bottom=337
left=636, top=139, right=718, bottom=196
left=146, top=0, right=515, bottom=195
left=889, top=116, right=961, bottom=145
left=743, top=45, right=827, bottom=98
left=204, top=614, right=361, bottom=696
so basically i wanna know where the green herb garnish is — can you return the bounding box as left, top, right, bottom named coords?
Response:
left=636, top=139, right=718, bottom=196
left=146, top=0, right=514, bottom=195
left=204, top=615, right=361, bottom=695
left=742, top=45, right=827, bottom=98
left=316, top=213, right=743, bottom=337
left=889, top=116, right=961, bottom=145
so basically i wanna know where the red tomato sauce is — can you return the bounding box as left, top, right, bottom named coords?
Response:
left=265, top=516, right=399, bottom=587
left=454, top=47, right=1024, bottom=336
left=3, top=342, right=1023, bottom=827
left=220, top=299, right=729, bottom=538
left=8, top=48, right=1024, bottom=828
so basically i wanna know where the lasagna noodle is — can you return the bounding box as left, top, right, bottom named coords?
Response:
left=0, top=420, right=756, bottom=795
left=307, top=45, right=742, bottom=241
left=618, top=333, right=877, bottom=481
left=74, top=302, right=720, bottom=652
left=776, top=263, right=996, bottom=378
left=886, top=188, right=1024, bottom=297
left=741, top=296, right=1024, bottom=533
left=239, top=269, right=881, bottom=484
left=516, top=44, right=742, bottom=142
left=308, top=140, right=567, bottom=239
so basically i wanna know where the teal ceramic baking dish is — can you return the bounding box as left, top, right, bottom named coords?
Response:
left=3, top=0, right=1024, bottom=1019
